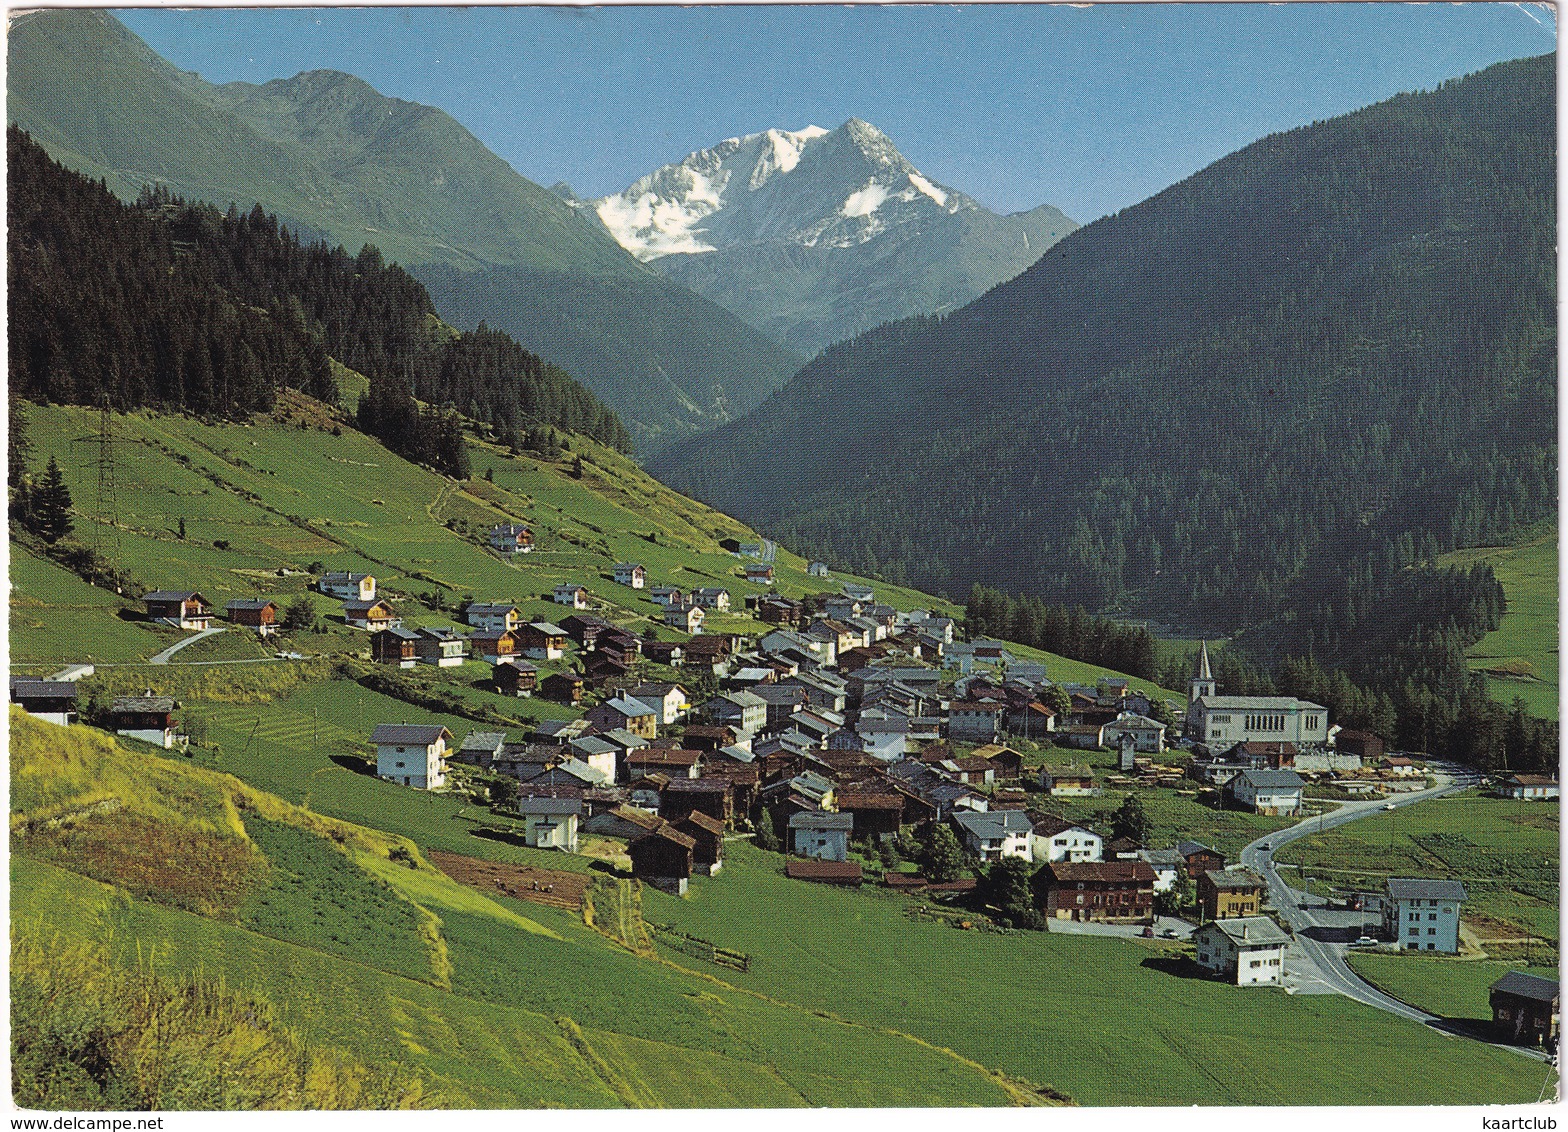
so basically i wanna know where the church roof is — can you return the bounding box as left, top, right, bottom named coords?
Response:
left=1197, top=639, right=1213, bottom=682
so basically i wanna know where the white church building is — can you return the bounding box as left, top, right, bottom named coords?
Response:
left=1184, top=641, right=1328, bottom=748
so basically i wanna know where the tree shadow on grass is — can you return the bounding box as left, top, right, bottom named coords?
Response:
left=328, top=753, right=376, bottom=777
left=1141, top=954, right=1212, bottom=980
left=470, top=826, right=529, bottom=848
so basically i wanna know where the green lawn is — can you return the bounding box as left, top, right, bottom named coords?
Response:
left=1275, top=791, right=1559, bottom=943
left=1441, top=524, right=1559, bottom=719
left=1346, top=952, right=1558, bottom=1025
left=646, top=843, right=1549, bottom=1106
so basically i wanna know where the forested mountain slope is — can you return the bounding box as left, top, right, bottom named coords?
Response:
left=653, top=56, right=1557, bottom=646
left=7, top=9, right=805, bottom=451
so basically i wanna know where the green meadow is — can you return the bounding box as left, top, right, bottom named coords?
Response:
left=1441, top=524, right=1559, bottom=720
left=1346, top=953, right=1558, bottom=1027
left=1274, top=791, right=1560, bottom=945
left=647, top=842, right=1548, bottom=1106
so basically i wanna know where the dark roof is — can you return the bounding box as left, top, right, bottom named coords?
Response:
left=1386, top=877, right=1467, bottom=902
left=1176, top=840, right=1220, bottom=859
left=344, top=599, right=392, bottom=615
left=518, top=796, right=584, bottom=816
left=1491, top=971, right=1559, bottom=1002
left=678, top=811, right=726, bottom=836
left=111, top=694, right=176, bottom=712
left=370, top=723, right=451, bottom=746
left=1045, top=860, right=1156, bottom=883
left=143, top=590, right=205, bottom=602
left=1236, top=769, right=1306, bottom=789
left=632, top=822, right=696, bottom=850
left=1203, top=866, right=1268, bottom=891
left=1200, top=917, right=1291, bottom=948
left=786, top=860, right=864, bottom=883
left=787, top=811, right=854, bottom=831
left=663, top=777, right=730, bottom=794
left=1031, top=813, right=1094, bottom=838
left=11, top=678, right=78, bottom=702
left=225, top=598, right=277, bottom=612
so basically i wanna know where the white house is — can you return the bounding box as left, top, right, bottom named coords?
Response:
left=950, top=809, right=1034, bottom=862
left=553, top=583, right=590, bottom=609
left=1136, top=848, right=1183, bottom=893
left=489, top=523, right=533, bottom=554
left=518, top=793, right=583, bottom=852
left=664, top=603, right=705, bottom=633
left=1102, top=712, right=1167, bottom=754
left=948, top=701, right=1003, bottom=743
left=788, top=811, right=853, bottom=861
left=1497, top=774, right=1560, bottom=801
left=372, top=723, right=452, bottom=790
left=1031, top=814, right=1104, bottom=863
left=317, top=572, right=376, bottom=601
left=613, top=563, right=647, bottom=589
left=464, top=603, right=521, bottom=633
left=1383, top=878, right=1466, bottom=953
left=1193, top=917, right=1290, bottom=986
left=629, top=682, right=690, bottom=726
left=857, top=716, right=910, bottom=762
left=1226, top=769, right=1306, bottom=816
left=691, top=587, right=731, bottom=612
left=808, top=562, right=829, bottom=577
left=711, top=690, right=767, bottom=737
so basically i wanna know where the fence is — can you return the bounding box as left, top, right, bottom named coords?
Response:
left=645, top=921, right=752, bottom=972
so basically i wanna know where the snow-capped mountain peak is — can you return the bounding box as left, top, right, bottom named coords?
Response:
left=590, top=118, right=973, bottom=261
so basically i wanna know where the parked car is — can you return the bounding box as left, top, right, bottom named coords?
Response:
left=1351, top=936, right=1378, bottom=947
left=1383, top=802, right=1397, bottom=811
left=1259, top=842, right=1272, bottom=851
left=1161, top=928, right=1179, bottom=939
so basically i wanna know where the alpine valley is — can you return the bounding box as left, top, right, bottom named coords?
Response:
left=5, top=7, right=1560, bottom=1118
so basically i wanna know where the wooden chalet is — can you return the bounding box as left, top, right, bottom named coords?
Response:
left=1335, top=728, right=1386, bottom=762
left=679, top=724, right=736, bottom=752
left=1176, top=841, right=1227, bottom=876
left=225, top=598, right=278, bottom=636
left=659, top=777, right=734, bottom=826
left=628, top=748, right=702, bottom=780
left=540, top=672, right=585, bottom=705
left=471, top=630, right=520, bottom=663
left=371, top=626, right=420, bottom=667
left=343, top=599, right=396, bottom=631
left=1034, top=860, right=1156, bottom=923
left=110, top=692, right=179, bottom=749
left=492, top=659, right=539, bottom=697
left=628, top=822, right=696, bottom=895
left=10, top=677, right=79, bottom=725
left=836, top=789, right=904, bottom=840
left=143, top=590, right=212, bottom=630
left=676, top=811, right=726, bottom=875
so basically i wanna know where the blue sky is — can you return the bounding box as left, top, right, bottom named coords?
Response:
left=118, top=4, right=1555, bottom=221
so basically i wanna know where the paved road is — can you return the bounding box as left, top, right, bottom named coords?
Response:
left=1241, top=764, right=1550, bottom=1061
left=147, top=625, right=228, bottom=664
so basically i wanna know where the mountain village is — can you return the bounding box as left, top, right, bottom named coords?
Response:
left=9, top=522, right=1558, bottom=1039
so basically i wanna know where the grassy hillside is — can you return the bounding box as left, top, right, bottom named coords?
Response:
left=1346, top=953, right=1559, bottom=1029
left=1440, top=523, right=1559, bottom=720
left=10, top=711, right=1028, bottom=1108
left=7, top=9, right=807, bottom=451
left=13, top=402, right=1177, bottom=701
left=646, top=842, right=1548, bottom=1107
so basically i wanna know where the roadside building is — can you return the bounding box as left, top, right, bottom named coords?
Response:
left=1382, top=878, right=1466, bottom=952
left=1225, top=769, right=1305, bottom=816
left=143, top=590, right=212, bottom=631
left=1491, top=972, right=1559, bottom=1049
left=1193, top=917, right=1290, bottom=986
left=1497, top=774, right=1560, bottom=801
left=226, top=599, right=279, bottom=636
left=1034, top=860, right=1156, bottom=923
left=1198, top=866, right=1268, bottom=921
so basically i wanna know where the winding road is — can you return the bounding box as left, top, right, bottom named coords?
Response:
left=1241, top=763, right=1552, bottom=1062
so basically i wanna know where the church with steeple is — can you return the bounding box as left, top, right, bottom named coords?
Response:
left=1184, top=641, right=1328, bottom=749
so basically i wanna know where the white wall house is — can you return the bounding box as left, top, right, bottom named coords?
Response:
left=518, top=796, right=582, bottom=852
left=318, top=572, right=376, bottom=601
left=372, top=723, right=452, bottom=789
left=1193, top=918, right=1290, bottom=986
left=613, top=563, right=647, bottom=589
left=1226, top=769, right=1306, bottom=816
left=1031, top=816, right=1104, bottom=863
left=553, top=584, right=590, bottom=609
left=464, top=603, right=521, bottom=633
left=951, top=810, right=1033, bottom=862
